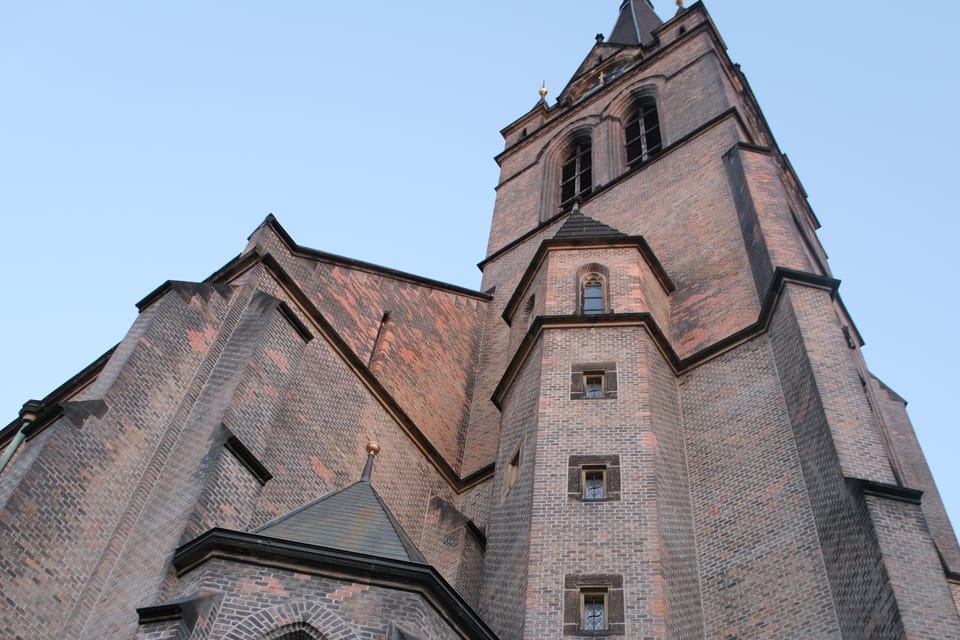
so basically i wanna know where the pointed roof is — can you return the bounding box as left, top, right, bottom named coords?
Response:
left=554, top=212, right=627, bottom=239
left=608, top=0, right=662, bottom=46
left=256, top=479, right=427, bottom=563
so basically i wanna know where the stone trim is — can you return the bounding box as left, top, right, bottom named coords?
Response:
left=570, top=363, right=618, bottom=400
left=567, top=455, right=621, bottom=502
left=493, top=267, right=842, bottom=409
left=848, top=477, right=924, bottom=505
left=223, top=430, right=273, bottom=486
left=562, top=574, right=625, bottom=636
left=172, top=528, right=501, bottom=640
left=501, top=234, right=674, bottom=325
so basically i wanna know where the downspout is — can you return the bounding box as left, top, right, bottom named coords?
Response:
left=0, top=400, right=42, bottom=476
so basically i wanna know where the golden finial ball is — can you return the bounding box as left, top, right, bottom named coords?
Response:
left=366, top=441, right=381, bottom=456
left=539, top=82, right=548, bottom=99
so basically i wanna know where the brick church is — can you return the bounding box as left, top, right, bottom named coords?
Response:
left=2, top=2, right=958, bottom=638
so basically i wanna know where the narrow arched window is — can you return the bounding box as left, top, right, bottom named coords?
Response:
left=625, top=96, right=662, bottom=165
left=262, top=625, right=325, bottom=640
left=581, top=274, right=604, bottom=315
left=561, top=138, right=592, bottom=208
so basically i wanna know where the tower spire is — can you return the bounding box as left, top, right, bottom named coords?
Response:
left=608, top=0, right=663, bottom=46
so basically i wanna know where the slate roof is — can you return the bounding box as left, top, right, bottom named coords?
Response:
left=554, top=212, right=627, bottom=239
left=256, top=480, right=427, bottom=563
left=609, top=0, right=663, bottom=46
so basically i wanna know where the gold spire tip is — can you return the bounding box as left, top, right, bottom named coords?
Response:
left=539, top=82, right=548, bottom=99
left=366, top=441, right=381, bottom=456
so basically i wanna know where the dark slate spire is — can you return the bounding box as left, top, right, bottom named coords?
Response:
left=554, top=212, right=627, bottom=239
left=608, top=0, right=663, bottom=46
left=255, top=442, right=427, bottom=563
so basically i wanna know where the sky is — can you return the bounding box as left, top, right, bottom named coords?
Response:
left=1, top=2, right=958, bottom=529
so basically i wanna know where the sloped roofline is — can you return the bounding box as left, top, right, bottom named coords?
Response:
left=249, top=214, right=490, bottom=302
left=5, top=250, right=495, bottom=494
left=254, top=479, right=428, bottom=564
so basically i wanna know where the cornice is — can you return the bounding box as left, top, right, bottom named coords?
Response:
left=172, top=528, right=500, bottom=640
left=492, top=267, right=840, bottom=408
left=501, top=234, right=675, bottom=326
left=0, top=349, right=113, bottom=446
left=851, top=478, right=924, bottom=505
left=482, top=106, right=752, bottom=269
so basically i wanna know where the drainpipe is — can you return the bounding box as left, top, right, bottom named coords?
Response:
left=0, top=400, right=42, bottom=476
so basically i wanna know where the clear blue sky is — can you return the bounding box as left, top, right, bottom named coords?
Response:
left=2, top=2, right=958, bottom=528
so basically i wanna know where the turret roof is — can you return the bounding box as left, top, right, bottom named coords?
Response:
left=256, top=477, right=427, bottom=563
left=554, top=211, right=627, bottom=239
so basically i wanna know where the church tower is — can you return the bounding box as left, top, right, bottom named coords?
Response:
left=1, top=2, right=959, bottom=639
left=476, top=1, right=960, bottom=638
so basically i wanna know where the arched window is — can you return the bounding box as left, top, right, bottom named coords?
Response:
left=625, top=96, right=661, bottom=165
left=261, top=623, right=326, bottom=640
left=581, top=274, right=605, bottom=315
left=561, top=137, right=592, bottom=208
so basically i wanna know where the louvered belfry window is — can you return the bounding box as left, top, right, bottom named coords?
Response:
left=625, top=96, right=662, bottom=165
left=561, top=139, right=592, bottom=207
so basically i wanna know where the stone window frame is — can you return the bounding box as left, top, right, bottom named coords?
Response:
left=563, top=574, right=625, bottom=636
left=575, top=263, right=611, bottom=315
left=570, top=363, right=618, bottom=400
left=568, top=455, right=621, bottom=502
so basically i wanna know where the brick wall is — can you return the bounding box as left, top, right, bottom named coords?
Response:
left=682, top=334, right=842, bottom=638
left=246, top=223, right=489, bottom=476
left=142, top=558, right=470, bottom=639
left=648, top=331, right=701, bottom=639
left=869, top=374, right=960, bottom=573
left=480, top=341, right=542, bottom=638
left=768, top=286, right=902, bottom=638
left=868, top=495, right=960, bottom=637
left=0, top=282, right=238, bottom=639
left=465, top=221, right=562, bottom=477
left=522, top=326, right=696, bottom=638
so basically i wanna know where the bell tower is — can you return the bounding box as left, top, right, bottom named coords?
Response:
left=477, top=2, right=960, bottom=638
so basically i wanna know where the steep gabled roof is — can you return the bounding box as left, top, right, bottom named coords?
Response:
left=256, top=479, right=427, bottom=563
left=554, top=212, right=627, bottom=239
